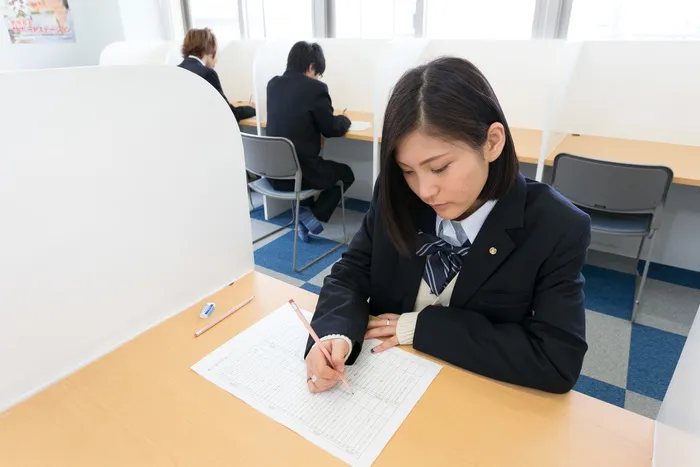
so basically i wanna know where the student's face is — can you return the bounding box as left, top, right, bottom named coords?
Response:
left=395, top=125, right=505, bottom=220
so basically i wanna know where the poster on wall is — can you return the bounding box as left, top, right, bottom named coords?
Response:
left=2, top=0, right=75, bottom=44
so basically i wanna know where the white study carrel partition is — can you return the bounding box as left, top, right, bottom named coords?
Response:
left=216, top=39, right=265, bottom=103
left=0, top=66, right=254, bottom=412
left=99, top=40, right=178, bottom=66
left=316, top=38, right=387, bottom=113
left=556, top=41, right=700, bottom=146
left=654, top=306, right=700, bottom=466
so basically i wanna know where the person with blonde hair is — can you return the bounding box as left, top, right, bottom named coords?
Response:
left=178, top=28, right=255, bottom=122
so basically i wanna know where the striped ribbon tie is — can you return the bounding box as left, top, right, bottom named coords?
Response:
left=416, top=230, right=471, bottom=296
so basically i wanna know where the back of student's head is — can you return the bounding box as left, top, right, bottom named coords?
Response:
left=379, top=56, right=520, bottom=255
left=181, top=28, right=218, bottom=59
left=286, top=41, right=326, bottom=76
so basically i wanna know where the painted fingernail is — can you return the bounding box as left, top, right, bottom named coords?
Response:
left=370, top=348, right=376, bottom=353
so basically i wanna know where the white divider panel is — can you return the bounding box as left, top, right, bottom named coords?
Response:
left=0, top=66, right=254, bottom=412
left=316, top=39, right=388, bottom=112
left=558, top=41, right=700, bottom=146
left=654, top=307, right=700, bottom=466
left=420, top=40, right=573, bottom=131
left=372, top=39, right=429, bottom=181
left=99, top=41, right=173, bottom=66
left=252, top=40, right=298, bottom=133
left=216, top=40, right=265, bottom=103
left=164, top=41, right=185, bottom=66
left=536, top=41, right=582, bottom=181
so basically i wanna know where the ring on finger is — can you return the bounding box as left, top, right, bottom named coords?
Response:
left=386, top=319, right=390, bottom=326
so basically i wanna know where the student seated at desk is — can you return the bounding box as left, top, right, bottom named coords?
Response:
left=177, top=28, right=255, bottom=123
left=266, top=41, right=353, bottom=242
left=304, top=57, right=591, bottom=394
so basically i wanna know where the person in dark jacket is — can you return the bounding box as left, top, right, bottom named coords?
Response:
left=178, top=28, right=255, bottom=123
left=304, top=57, right=591, bottom=395
left=266, top=41, right=354, bottom=242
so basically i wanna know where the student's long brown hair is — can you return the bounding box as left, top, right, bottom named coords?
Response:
left=379, top=57, right=520, bottom=256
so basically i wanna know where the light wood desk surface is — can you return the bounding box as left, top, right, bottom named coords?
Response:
left=550, top=134, right=700, bottom=187
left=0, top=271, right=653, bottom=466
left=233, top=101, right=375, bottom=142
left=511, top=128, right=546, bottom=165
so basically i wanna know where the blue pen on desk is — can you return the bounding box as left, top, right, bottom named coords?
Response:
left=200, top=302, right=215, bottom=319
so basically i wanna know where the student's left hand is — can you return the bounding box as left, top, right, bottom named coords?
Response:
left=365, top=313, right=400, bottom=353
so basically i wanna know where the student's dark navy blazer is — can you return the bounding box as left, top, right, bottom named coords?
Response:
left=306, top=173, right=591, bottom=394
left=267, top=71, right=351, bottom=188
left=178, top=57, right=255, bottom=122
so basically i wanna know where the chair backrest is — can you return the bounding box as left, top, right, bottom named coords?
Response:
left=551, top=153, right=673, bottom=224
left=241, top=133, right=301, bottom=185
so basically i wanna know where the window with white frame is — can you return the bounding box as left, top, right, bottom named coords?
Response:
left=568, top=0, right=700, bottom=40
left=188, top=0, right=241, bottom=43
left=425, top=0, right=536, bottom=39
left=244, top=0, right=314, bottom=39
left=334, top=0, right=417, bottom=39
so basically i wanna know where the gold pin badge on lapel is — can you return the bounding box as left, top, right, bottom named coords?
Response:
left=489, top=247, right=497, bottom=255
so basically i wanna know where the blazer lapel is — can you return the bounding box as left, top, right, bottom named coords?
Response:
left=449, top=173, right=528, bottom=307
left=398, top=200, right=436, bottom=314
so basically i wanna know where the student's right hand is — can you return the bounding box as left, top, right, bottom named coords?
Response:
left=305, top=339, right=349, bottom=393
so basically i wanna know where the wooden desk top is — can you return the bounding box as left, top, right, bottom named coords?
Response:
left=233, top=101, right=375, bottom=142
left=0, top=271, right=653, bottom=466
left=550, top=134, right=700, bottom=187
left=511, top=128, right=546, bottom=165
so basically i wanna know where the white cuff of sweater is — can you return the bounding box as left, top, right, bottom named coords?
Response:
left=396, top=311, right=421, bottom=345
left=318, top=334, right=353, bottom=362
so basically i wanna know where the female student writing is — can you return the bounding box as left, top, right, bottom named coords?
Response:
left=304, top=57, right=591, bottom=394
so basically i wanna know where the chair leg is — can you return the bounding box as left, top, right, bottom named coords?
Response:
left=293, top=182, right=349, bottom=273
left=251, top=199, right=295, bottom=244
left=339, top=181, right=347, bottom=244
left=248, top=188, right=255, bottom=212
left=634, top=236, right=646, bottom=274
left=293, top=193, right=301, bottom=272
left=632, top=232, right=657, bottom=323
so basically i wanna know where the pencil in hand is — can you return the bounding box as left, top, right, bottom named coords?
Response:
left=289, top=299, right=354, bottom=394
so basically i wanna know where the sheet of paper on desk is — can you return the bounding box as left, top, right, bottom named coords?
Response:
left=349, top=121, right=372, bottom=132
left=192, top=304, right=441, bottom=466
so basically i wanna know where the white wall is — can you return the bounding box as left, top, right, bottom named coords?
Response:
left=118, top=0, right=167, bottom=41
left=654, top=307, right=700, bottom=466
left=0, top=66, right=254, bottom=412
left=0, top=0, right=125, bottom=71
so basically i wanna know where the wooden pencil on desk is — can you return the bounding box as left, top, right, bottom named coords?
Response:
left=195, top=296, right=255, bottom=337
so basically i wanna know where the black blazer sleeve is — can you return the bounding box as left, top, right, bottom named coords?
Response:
left=205, top=68, right=256, bottom=122
left=311, top=82, right=351, bottom=138
left=304, top=188, right=376, bottom=362
left=413, top=214, right=591, bottom=394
